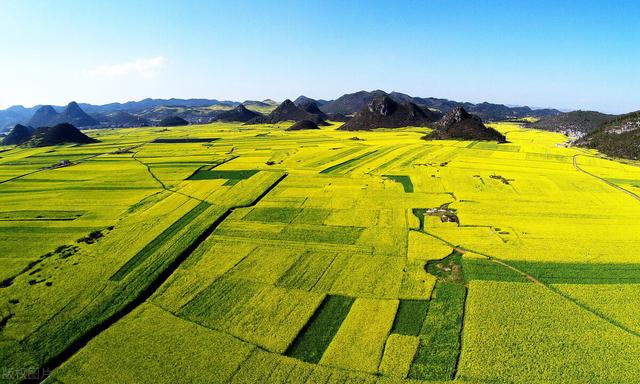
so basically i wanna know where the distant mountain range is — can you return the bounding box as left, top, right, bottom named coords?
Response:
left=527, top=109, right=640, bottom=160
left=93, top=111, right=151, bottom=127
left=76, top=98, right=239, bottom=114
left=529, top=111, right=614, bottom=135
left=0, top=98, right=244, bottom=131
left=2, top=91, right=638, bottom=160
left=28, top=105, right=60, bottom=127
left=316, top=90, right=562, bottom=121
left=0, top=91, right=566, bottom=132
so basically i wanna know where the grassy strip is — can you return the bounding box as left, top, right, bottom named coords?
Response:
left=216, top=224, right=364, bottom=245
left=464, top=258, right=640, bottom=284
left=512, top=260, right=640, bottom=284
left=319, top=150, right=378, bottom=174
left=110, top=201, right=211, bottom=281
left=391, top=300, right=430, bottom=336
left=182, top=155, right=239, bottom=180
left=408, top=282, right=466, bottom=380
left=152, top=138, right=219, bottom=143
left=463, top=258, right=529, bottom=282
left=426, top=251, right=465, bottom=285
left=276, top=250, right=337, bottom=290
left=285, top=295, right=354, bottom=363
left=188, top=169, right=258, bottom=181
left=242, top=207, right=301, bottom=223
left=0, top=210, right=84, bottom=221
left=383, top=175, right=414, bottom=193
left=306, top=146, right=364, bottom=168
left=399, top=146, right=436, bottom=168
left=412, top=208, right=427, bottom=231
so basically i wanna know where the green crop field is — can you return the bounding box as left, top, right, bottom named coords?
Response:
left=1, top=120, right=640, bottom=384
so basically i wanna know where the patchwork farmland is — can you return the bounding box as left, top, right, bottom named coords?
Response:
left=2, top=120, right=640, bottom=383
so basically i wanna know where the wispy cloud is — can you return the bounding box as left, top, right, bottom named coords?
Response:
left=85, top=56, right=168, bottom=78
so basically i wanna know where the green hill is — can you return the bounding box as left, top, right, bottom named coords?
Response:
left=530, top=110, right=613, bottom=135
left=576, top=111, right=640, bottom=159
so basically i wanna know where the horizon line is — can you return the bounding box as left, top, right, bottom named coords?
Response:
left=0, top=91, right=584, bottom=114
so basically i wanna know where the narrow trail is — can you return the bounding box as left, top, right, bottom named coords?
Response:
left=0, top=151, right=105, bottom=185
left=25, top=173, right=287, bottom=383
left=131, top=149, right=209, bottom=203
left=573, top=154, right=640, bottom=202
left=132, top=147, right=243, bottom=204
left=451, top=285, right=468, bottom=381
left=486, top=258, right=543, bottom=286
left=417, top=229, right=640, bottom=340
left=132, top=150, right=167, bottom=190
left=0, top=142, right=149, bottom=186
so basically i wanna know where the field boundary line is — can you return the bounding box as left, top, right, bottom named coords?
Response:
left=23, top=173, right=288, bottom=383
left=451, top=284, right=468, bottom=380
left=209, top=234, right=375, bottom=255
left=415, top=229, right=640, bottom=339
left=487, top=258, right=543, bottom=286
left=573, top=154, right=640, bottom=202
left=545, top=285, right=640, bottom=338
left=0, top=149, right=112, bottom=185
left=183, top=154, right=239, bottom=180
left=146, top=301, right=262, bottom=382
left=131, top=148, right=211, bottom=203
left=307, top=253, right=340, bottom=291
left=153, top=299, right=389, bottom=381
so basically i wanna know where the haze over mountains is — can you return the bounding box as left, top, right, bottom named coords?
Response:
left=319, top=90, right=562, bottom=121
left=94, top=111, right=150, bottom=128
left=3, top=90, right=638, bottom=160
left=0, top=90, right=565, bottom=132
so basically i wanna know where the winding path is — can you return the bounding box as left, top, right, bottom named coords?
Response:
left=0, top=152, right=105, bottom=185
left=572, top=154, right=640, bottom=202
left=419, top=230, right=640, bottom=340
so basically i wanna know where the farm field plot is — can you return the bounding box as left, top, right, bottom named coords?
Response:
left=2, top=120, right=640, bottom=383
left=457, top=281, right=640, bottom=383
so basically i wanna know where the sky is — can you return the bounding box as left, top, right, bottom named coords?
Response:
left=0, top=0, right=638, bottom=113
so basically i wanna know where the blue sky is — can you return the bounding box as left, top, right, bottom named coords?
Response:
left=1, top=0, right=638, bottom=113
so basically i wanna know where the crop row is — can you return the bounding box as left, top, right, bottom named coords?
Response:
left=110, top=200, right=212, bottom=281
left=408, top=282, right=466, bottom=380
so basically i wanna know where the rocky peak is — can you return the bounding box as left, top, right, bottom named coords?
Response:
left=439, top=106, right=475, bottom=127
left=234, top=104, right=251, bottom=112
left=453, top=106, right=472, bottom=118
left=278, top=99, right=296, bottom=109
left=367, top=96, right=398, bottom=116
left=302, top=102, right=323, bottom=114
